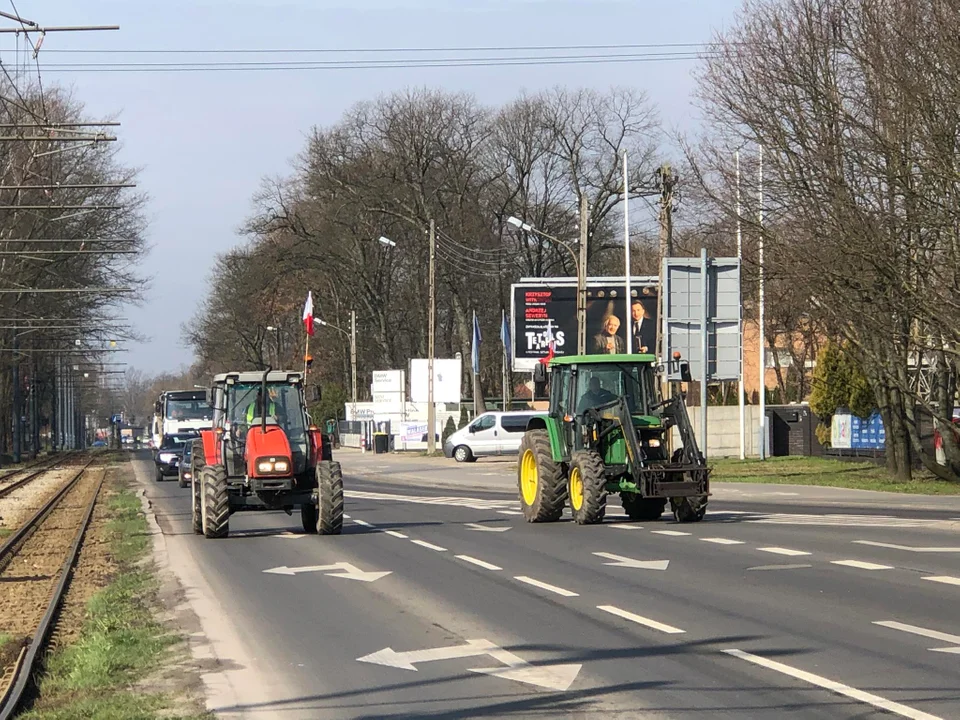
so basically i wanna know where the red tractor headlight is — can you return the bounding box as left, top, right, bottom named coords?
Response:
left=255, top=456, right=291, bottom=474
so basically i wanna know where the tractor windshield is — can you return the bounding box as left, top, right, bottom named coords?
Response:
left=227, top=382, right=308, bottom=451
left=575, top=363, right=657, bottom=416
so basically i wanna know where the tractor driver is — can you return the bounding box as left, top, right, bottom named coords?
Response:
left=245, top=387, right=281, bottom=424
left=577, top=376, right=617, bottom=413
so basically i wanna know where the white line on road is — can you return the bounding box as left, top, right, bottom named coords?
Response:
left=456, top=555, right=502, bottom=571
left=514, top=576, right=579, bottom=597
left=830, top=560, right=893, bottom=570
left=854, top=541, right=960, bottom=553
left=874, top=620, right=960, bottom=646
left=758, top=547, right=811, bottom=557
left=723, top=649, right=942, bottom=720
left=384, top=530, right=409, bottom=539
left=597, top=605, right=685, bottom=634
left=923, top=575, right=960, bottom=587
left=343, top=514, right=351, bottom=519
left=701, top=538, right=745, bottom=545
left=353, top=519, right=374, bottom=527
left=464, top=522, right=511, bottom=533
left=498, top=510, right=524, bottom=516
left=747, top=564, right=812, bottom=571
left=410, top=539, right=447, bottom=552
left=608, top=524, right=643, bottom=530
left=651, top=530, right=690, bottom=536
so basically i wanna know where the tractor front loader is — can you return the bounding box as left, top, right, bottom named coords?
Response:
left=190, top=368, right=344, bottom=539
left=517, top=353, right=710, bottom=525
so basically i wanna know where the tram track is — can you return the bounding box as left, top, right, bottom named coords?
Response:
left=0, top=452, right=75, bottom=501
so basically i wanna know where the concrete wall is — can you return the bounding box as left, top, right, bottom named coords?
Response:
left=670, top=405, right=766, bottom=458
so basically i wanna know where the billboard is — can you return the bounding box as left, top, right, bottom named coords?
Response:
left=409, top=358, right=462, bottom=404
left=510, top=276, right=659, bottom=371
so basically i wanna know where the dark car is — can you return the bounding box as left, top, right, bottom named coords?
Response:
left=178, top=440, right=197, bottom=488
left=154, top=432, right=199, bottom=482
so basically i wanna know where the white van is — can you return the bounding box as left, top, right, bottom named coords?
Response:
left=442, top=411, right=540, bottom=462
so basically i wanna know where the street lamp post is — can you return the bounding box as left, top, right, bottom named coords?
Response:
left=506, top=214, right=587, bottom=355
left=266, top=324, right=282, bottom=367
left=317, top=314, right=357, bottom=408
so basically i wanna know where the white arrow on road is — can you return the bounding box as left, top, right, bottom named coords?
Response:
left=593, top=552, right=669, bottom=571
left=465, top=523, right=511, bottom=533
left=357, top=639, right=581, bottom=691
left=263, top=562, right=391, bottom=582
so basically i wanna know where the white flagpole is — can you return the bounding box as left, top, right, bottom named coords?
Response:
left=623, top=150, right=632, bottom=354
left=736, top=151, right=745, bottom=460
left=758, top=145, right=766, bottom=460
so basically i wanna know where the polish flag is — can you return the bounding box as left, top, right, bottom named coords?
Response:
left=302, top=291, right=315, bottom=336
left=539, top=322, right=555, bottom=364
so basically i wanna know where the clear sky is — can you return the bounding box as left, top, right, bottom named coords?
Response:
left=15, top=0, right=742, bottom=375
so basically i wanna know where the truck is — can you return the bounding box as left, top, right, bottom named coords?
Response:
left=151, top=389, right=213, bottom=447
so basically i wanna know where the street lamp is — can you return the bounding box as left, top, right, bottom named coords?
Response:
left=317, top=314, right=357, bottom=407
left=265, top=324, right=282, bottom=367
left=506, top=215, right=587, bottom=355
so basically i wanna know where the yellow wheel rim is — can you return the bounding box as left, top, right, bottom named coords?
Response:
left=569, top=466, right=584, bottom=511
left=520, top=449, right=538, bottom=505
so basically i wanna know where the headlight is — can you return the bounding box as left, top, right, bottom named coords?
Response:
left=183, top=471, right=191, bottom=479
left=257, top=461, right=274, bottom=473
left=273, top=460, right=289, bottom=473
left=159, top=452, right=175, bottom=462
left=645, top=438, right=661, bottom=448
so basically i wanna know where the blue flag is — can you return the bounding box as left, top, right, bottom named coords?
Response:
left=471, top=310, right=482, bottom=374
left=500, top=309, right=511, bottom=361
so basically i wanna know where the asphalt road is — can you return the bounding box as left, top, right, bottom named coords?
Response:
left=132, top=449, right=960, bottom=719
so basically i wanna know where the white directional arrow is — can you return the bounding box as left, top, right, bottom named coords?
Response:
left=593, top=552, right=669, bottom=571
left=465, top=523, right=512, bottom=533
left=263, top=561, right=391, bottom=582
left=357, top=639, right=582, bottom=691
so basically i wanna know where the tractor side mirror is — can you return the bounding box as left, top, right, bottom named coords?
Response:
left=679, top=362, right=692, bottom=383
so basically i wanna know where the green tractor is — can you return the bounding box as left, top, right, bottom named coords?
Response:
left=518, top=353, right=709, bottom=525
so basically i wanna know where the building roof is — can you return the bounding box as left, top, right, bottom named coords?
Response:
left=550, top=353, right=658, bottom=366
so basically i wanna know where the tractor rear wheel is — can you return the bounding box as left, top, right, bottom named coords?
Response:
left=201, top=464, right=230, bottom=538
left=568, top=451, right=606, bottom=525
left=671, top=496, right=707, bottom=523
left=316, top=461, right=344, bottom=535
left=301, top=502, right=318, bottom=533
left=621, top=494, right=667, bottom=521
left=517, top=430, right=566, bottom=522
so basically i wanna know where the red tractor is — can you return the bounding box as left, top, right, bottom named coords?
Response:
left=189, top=369, right=343, bottom=538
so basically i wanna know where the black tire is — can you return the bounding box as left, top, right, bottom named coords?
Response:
left=671, top=496, right=707, bottom=523
left=453, top=445, right=472, bottom=463
left=155, top=466, right=163, bottom=482
left=568, top=451, right=607, bottom=525
left=201, top=464, right=230, bottom=538
left=517, top=430, right=566, bottom=522
left=621, top=494, right=667, bottom=521
left=190, top=476, right=203, bottom=535
left=178, top=474, right=187, bottom=489
left=301, top=502, right=319, bottom=534
left=316, top=461, right=344, bottom=535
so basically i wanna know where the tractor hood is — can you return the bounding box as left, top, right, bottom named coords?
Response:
left=245, top=424, right=294, bottom=477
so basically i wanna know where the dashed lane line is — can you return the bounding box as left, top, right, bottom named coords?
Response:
left=700, top=538, right=744, bottom=545
left=758, top=547, right=811, bottom=557
left=608, top=524, right=644, bottom=530
left=384, top=530, right=409, bottom=539
left=651, top=530, right=691, bottom=537
left=874, top=620, right=960, bottom=648
left=854, top=541, right=960, bottom=553
left=455, top=555, right=503, bottom=571
left=597, top=605, right=685, bottom=634
left=410, top=539, right=448, bottom=552
left=723, top=649, right=942, bottom=720
left=923, top=576, right=960, bottom=587
left=514, top=576, right=579, bottom=598
left=830, top=560, right=893, bottom=571
left=352, top=519, right=374, bottom=528
left=498, top=510, right=524, bottom=516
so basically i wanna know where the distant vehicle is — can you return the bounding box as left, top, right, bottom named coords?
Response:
left=151, top=390, right=212, bottom=447
left=178, top=441, right=195, bottom=488
left=443, top=411, right=541, bottom=462
left=91, top=440, right=107, bottom=448
left=154, top=431, right=200, bottom=482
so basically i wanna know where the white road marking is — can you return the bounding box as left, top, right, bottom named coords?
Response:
left=357, top=639, right=582, bottom=691
left=747, top=564, right=812, bottom=571
left=923, top=575, right=960, bottom=587
left=608, top=524, right=643, bottom=530
left=353, top=519, right=374, bottom=527
left=701, top=537, right=744, bottom=545
left=874, top=620, right=960, bottom=648
left=410, top=539, right=447, bottom=552
left=497, top=510, right=524, bottom=516
left=514, top=576, right=579, bottom=597
left=707, top=510, right=753, bottom=515
left=263, top=562, right=391, bottom=582
left=854, top=541, right=960, bottom=553
left=456, top=555, right=502, bottom=571
left=830, top=560, right=893, bottom=570
left=597, top=605, right=685, bottom=634
left=593, top=552, right=669, bottom=570
left=343, top=514, right=351, bottom=519
left=723, top=648, right=942, bottom=719
left=275, top=532, right=305, bottom=540
left=746, top=513, right=946, bottom=528
left=464, top=522, right=511, bottom=533
left=346, top=489, right=514, bottom=511
left=384, top=530, right=409, bottom=539
left=651, top=530, right=690, bottom=537
left=758, top=547, right=811, bottom=557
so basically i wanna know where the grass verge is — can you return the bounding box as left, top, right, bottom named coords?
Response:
left=20, top=475, right=212, bottom=720
left=711, top=455, right=960, bottom=495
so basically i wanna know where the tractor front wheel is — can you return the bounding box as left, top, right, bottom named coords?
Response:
left=568, top=451, right=606, bottom=525
left=517, top=430, right=566, bottom=522
left=621, top=494, right=667, bottom=521
left=671, top=496, right=707, bottom=523
left=201, top=464, right=230, bottom=538
left=316, top=461, right=344, bottom=535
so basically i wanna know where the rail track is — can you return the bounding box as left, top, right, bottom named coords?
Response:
left=0, top=452, right=74, bottom=500
left=0, top=456, right=102, bottom=720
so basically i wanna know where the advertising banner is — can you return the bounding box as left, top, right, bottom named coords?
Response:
left=409, top=358, right=462, bottom=404
left=510, top=277, right=659, bottom=371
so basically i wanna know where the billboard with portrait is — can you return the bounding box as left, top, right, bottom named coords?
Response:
left=510, top=277, right=659, bottom=371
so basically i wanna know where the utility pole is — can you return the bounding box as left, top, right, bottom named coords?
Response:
left=657, top=163, right=677, bottom=263
left=623, top=151, right=632, bottom=355
left=758, top=146, right=767, bottom=460
left=578, top=196, right=589, bottom=356
left=427, top=219, right=437, bottom=454
left=350, top=310, right=358, bottom=406
left=12, top=336, right=20, bottom=463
